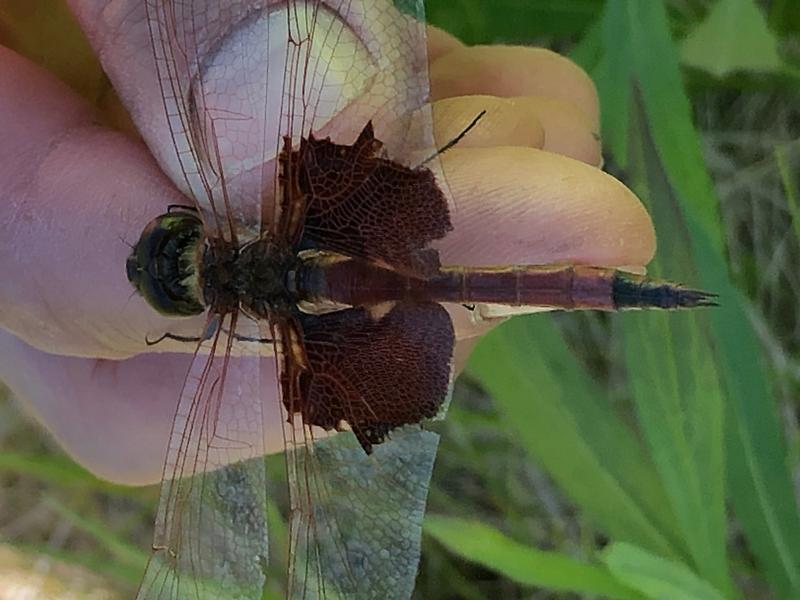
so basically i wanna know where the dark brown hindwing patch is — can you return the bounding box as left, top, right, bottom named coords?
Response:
left=283, top=302, right=454, bottom=453
left=292, top=122, right=453, bottom=278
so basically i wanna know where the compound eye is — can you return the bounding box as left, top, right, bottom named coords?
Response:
left=126, top=212, right=205, bottom=317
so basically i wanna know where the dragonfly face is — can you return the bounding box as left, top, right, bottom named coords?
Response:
left=126, top=211, right=205, bottom=317
left=126, top=1, right=714, bottom=598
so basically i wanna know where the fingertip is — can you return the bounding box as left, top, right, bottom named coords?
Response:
left=430, top=45, right=599, bottom=130
left=426, top=25, right=464, bottom=63
left=513, top=96, right=602, bottom=166
left=433, top=95, right=545, bottom=150
left=437, top=146, right=656, bottom=269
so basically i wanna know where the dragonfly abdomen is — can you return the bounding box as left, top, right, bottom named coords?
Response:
left=429, top=265, right=617, bottom=309
left=299, top=258, right=716, bottom=312
left=435, top=266, right=716, bottom=310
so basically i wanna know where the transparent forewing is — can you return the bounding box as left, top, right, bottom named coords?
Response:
left=145, top=0, right=438, bottom=241
left=138, top=315, right=269, bottom=600
left=275, top=0, right=439, bottom=227
left=145, top=0, right=281, bottom=241
left=288, top=430, right=439, bottom=600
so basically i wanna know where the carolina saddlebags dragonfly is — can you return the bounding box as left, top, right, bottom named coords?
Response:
left=124, top=0, right=715, bottom=598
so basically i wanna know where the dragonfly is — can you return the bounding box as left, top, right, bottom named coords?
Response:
left=125, top=1, right=715, bottom=598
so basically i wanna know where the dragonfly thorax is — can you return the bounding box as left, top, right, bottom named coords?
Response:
left=211, top=237, right=300, bottom=319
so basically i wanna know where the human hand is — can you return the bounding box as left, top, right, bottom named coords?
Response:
left=0, top=2, right=654, bottom=485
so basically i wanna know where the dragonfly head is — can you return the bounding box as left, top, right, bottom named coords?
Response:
left=126, top=209, right=206, bottom=317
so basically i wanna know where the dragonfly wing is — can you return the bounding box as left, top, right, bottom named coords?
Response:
left=295, top=302, right=455, bottom=449
left=145, top=1, right=439, bottom=244
left=274, top=0, right=445, bottom=244
left=145, top=0, right=287, bottom=241
left=289, top=429, right=439, bottom=600
left=294, top=123, right=452, bottom=276
left=277, top=302, right=455, bottom=598
left=279, top=0, right=436, bottom=156
left=138, top=314, right=270, bottom=599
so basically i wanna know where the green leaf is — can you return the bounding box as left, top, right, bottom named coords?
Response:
left=598, top=1, right=800, bottom=595
left=680, top=0, right=782, bottom=78
left=468, top=317, right=682, bottom=559
left=0, top=451, right=148, bottom=497
left=44, top=496, right=148, bottom=570
left=426, top=515, right=642, bottom=599
left=603, top=542, right=727, bottom=600
left=774, top=145, right=800, bottom=245
left=618, top=87, right=730, bottom=597
left=425, top=0, right=603, bottom=44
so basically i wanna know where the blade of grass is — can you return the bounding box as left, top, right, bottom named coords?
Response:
left=601, top=1, right=800, bottom=595
left=603, top=542, right=727, bottom=600
left=615, top=90, right=731, bottom=596
left=425, top=515, right=643, bottom=599
left=774, top=145, right=800, bottom=244
left=0, top=451, right=150, bottom=497
left=43, top=495, right=148, bottom=571
left=596, top=0, right=632, bottom=167
left=468, top=316, right=682, bottom=559
left=10, top=541, right=142, bottom=589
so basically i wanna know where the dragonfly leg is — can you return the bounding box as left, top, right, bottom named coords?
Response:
left=230, top=332, right=274, bottom=344
left=145, top=330, right=274, bottom=346
left=418, top=110, right=487, bottom=166
left=145, top=331, right=203, bottom=346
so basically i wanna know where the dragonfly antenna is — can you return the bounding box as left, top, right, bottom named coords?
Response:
left=418, top=109, right=487, bottom=167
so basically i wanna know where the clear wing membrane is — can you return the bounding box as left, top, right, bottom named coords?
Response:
left=143, top=1, right=446, bottom=598
left=279, top=0, right=436, bottom=154
left=286, top=429, right=439, bottom=600
left=138, top=317, right=269, bottom=599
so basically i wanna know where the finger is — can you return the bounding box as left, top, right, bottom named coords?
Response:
left=511, top=96, right=601, bottom=165
left=1, top=324, right=476, bottom=485
left=0, top=47, right=205, bottom=358
left=432, top=95, right=545, bottom=150
left=426, top=25, right=464, bottom=63
left=435, top=145, right=656, bottom=270
left=510, top=96, right=603, bottom=167
left=430, top=94, right=600, bottom=166
left=0, top=329, right=286, bottom=485
left=430, top=45, right=599, bottom=129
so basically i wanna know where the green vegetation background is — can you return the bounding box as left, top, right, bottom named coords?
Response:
left=2, top=0, right=800, bottom=598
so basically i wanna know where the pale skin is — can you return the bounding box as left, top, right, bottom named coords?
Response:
left=0, top=3, right=655, bottom=485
